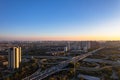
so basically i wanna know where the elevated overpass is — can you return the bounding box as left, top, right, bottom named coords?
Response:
left=23, top=47, right=104, bottom=80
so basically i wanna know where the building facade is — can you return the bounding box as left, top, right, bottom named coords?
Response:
left=8, top=47, right=21, bottom=69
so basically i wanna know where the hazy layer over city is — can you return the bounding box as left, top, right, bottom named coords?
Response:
left=0, top=0, right=120, bottom=41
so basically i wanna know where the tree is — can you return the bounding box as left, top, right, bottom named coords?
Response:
left=14, top=72, right=20, bottom=80
left=69, top=68, right=75, bottom=75
left=49, top=77, right=56, bottom=80
left=79, top=76, right=84, bottom=80
left=0, top=73, right=3, bottom=79
left=5, top=77, right=11, bottom=80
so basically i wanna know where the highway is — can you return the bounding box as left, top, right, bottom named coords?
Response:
left=22, top=56, right=71, bottom=59
left=83, top=58, right=120, bottom=65
left=22, top=47, right=104, bottom=80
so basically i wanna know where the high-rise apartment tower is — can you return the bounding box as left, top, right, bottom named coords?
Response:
left=8, top=47, right=21, bottom=69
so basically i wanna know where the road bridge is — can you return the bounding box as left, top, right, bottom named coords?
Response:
left=23, top=47, right=104, bottom=80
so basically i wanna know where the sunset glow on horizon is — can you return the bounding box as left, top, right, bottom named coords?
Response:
left=1, top=35, right=120, bottom=41
left=0, top=0, right=120, bottom=41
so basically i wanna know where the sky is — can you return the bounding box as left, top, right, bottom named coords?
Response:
left=0, top=0, right=120, bottom=41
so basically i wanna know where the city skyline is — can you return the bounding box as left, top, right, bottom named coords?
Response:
left=1, top=0, right=120, bottom=41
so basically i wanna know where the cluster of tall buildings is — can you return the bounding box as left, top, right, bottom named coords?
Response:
left=8, top=47, right=21, bottom=69
left=68, top=41, right=100, bottom=52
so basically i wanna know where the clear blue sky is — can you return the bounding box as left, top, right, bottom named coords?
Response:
left=0, top=0, right=120, bottom=40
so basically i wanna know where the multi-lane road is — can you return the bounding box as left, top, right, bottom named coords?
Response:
left=22, top=56, right=71, bottom=59
left=23, top=47, right=104, bottom=80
